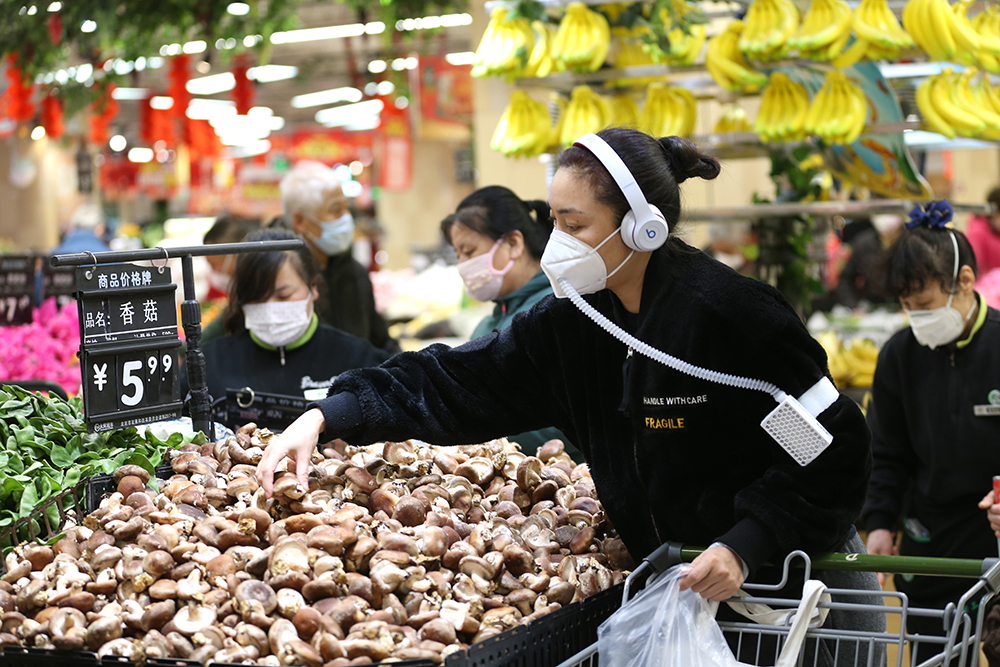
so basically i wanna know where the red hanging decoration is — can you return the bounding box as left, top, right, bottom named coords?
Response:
left=5, top=55, right=35, bottom=123
left=89, top=83, right=119, bottom=145
left=139, top=95, right=176, bottom=147
left=168, top=55, right=191, bottom=123
left=46, top=13, right=63, bottom=46
left=232, top=54, right=253, bottom=115
left=40, top=90, right=63, bottom=139
left=186, top=118, right=222, bottom=160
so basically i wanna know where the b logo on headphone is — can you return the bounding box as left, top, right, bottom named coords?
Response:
left=572, top=133, right=668, bottom=253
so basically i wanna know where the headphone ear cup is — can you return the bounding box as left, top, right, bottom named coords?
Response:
left=621, top=204, right=668, bottom=252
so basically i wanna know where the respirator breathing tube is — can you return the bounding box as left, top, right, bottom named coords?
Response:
left=558, top=278, right=837, bottom=466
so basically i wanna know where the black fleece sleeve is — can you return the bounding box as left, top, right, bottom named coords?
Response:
left=705, top=291, right=872, bottom=570
left=859, top=342, right=913, bottom=531
left=312, top=304, right=568, bottom=446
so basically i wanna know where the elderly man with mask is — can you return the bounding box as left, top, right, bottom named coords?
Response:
left=280, top=161, right=398, bottom=353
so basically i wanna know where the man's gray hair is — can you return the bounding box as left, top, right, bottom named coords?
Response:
left=280, top=161, right=342, bottom=221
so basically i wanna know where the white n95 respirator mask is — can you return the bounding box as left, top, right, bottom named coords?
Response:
left=541, top=227, right=634, bottom=298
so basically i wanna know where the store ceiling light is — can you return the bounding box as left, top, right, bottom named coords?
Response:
left=445, top=51, right=476, bottom=66
left=113, top=59, right=133, bottom=75
left=187, top=72, right=235, bottom=95
left=342, top=180, right=363, bottom=197
left=76, top=63, right=94, bottom=82
left=31, top=126, right=45, bottom=141
left=316, top=99, right=384, bottom=127
left=395, top=13, right=472, bottom=31
left=343, top=117, right=381, bottom=132
left=368, top=60, right=387, bottom=74
left=390, top=57, right=418, bottom=71
left=248, top=65, right=298, bottom=82
left=183, top=40, right=207, bottom=54
left=186, top=98, right=237, bottom=121
left=26, top=5, right=37, bottom=15
left=270, top=21, right=383, bottom=44
left=135, top=56, right=147, bottom=71
left=112, top=87, right=150, bottom=100
left=47, top=2, right=60, bottom=10
left=226, top=139, right=272, bottom=158
left=148, top=57, right=164, bottom=69
left=80, top=20, right=97, bottom=33
left=150, top=96, right=174, bottom=110
left=109, top=135, right=127, bottom=152
left=290, top=86, right=363, bottom=108
left=226, top=2, right=250, bottom=15
left=247, top=106, right=273, bottom=117
left=128, top=147, right=154, bottom=163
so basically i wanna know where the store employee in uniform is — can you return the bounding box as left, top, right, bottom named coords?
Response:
left=194, top=228, right=390, bottom=404
left=258, top=128, right=881, bottom=664
left=861, top=202, right=1000, bottom=665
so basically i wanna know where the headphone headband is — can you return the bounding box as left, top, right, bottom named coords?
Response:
left=573, top=133, right=663, bottom=231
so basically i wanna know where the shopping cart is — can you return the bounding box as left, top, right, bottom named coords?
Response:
left=556, top=542, right=1000, bottom=667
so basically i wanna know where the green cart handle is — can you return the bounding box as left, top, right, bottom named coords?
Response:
left=660, top=542, right=999, bottom=578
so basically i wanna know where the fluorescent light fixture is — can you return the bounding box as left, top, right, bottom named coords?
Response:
left=183, top=40, right=207, bottom=54
left=878, top=62, right=957, bottom=79
left=290, top=86, right=363, bottom=108
left=445, top=51, right=476, bottom=66
left=226, top=139, right=271, bottom=158
left=243, top=35, right=257, bottom=48
left=109, top=135, right=127, bottom=152
left=227, top=2, right=249, bottom=15
left=27, top=5, right=37, bottom=15
left=396, top=13, right=472, bottom=31
left=160, top=44, right=182, bottom=56
left=225, top=38, right=236, bottom=49
left=248, top=65, right=297, bottom=82
left=186, top=98, right=237, bottom=120
left=135, top=56, right=147, bottom=71
left=316, top=99, right=384, bottom=127
left=368, top=60, right=387, bottom=74
left=395, top=96, right=409, bottom=109
left=365, top=22, right=385, bottom=34
left=113, top=59, right=133, bottom=75
left=76, top=63, right=94, bottom=82
left=112, top=87, right=150, bottom=100
left=150, top=96, right=174, bottom=110
left=247, top=106, right=273, bottom=117
left=342, top=180, right=363, bottom=197
left=344, top=117, right=381, bottom=132
left=270, top=23, right=365, bottom=44
left=80, top=20, right=96, bottom=33
left=148, top=57, right=164, bottom=69
left=187, top=72, right=235, bottom=95
left=55, top=70, right=68, bottom=85
left=128, top=147, right=154, bottom=163
left=364, top=82, right=377, bottom=96
left=47, top=1, right=60, bottom=10
left=376, top=81, right=394, bottom=96
left=31, top=126, right=45, bottom=141
left=391, top=57, right=418, bottom=71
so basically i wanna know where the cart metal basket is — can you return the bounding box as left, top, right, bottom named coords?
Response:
left=556, top=542, right=1000, bottom=667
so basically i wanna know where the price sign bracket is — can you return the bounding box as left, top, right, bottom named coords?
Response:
left=0, top=254, right=37, bottom=326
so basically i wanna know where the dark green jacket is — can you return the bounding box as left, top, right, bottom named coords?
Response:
left=470, top=270, right=581, bottom=461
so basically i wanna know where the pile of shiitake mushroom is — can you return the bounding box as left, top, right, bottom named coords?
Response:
left=0, top=425, right=635, bottom=666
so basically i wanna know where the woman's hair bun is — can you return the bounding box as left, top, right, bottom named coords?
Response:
left=658, top=136, right=721, bottom=183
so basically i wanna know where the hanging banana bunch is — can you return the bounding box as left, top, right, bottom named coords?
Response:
left=522, top=20, right=562, bottom=78
left=705, top=21, right=769, bottom=92
left=714, top=104, right=752, bottom=133
left=491, top=91, right=556, bottom=158
left=754, top=72, right=810, bottom=143
left=639, top=82, right=697, bottom=137
left=804, top=70, right=868, bottom=145
left=551, top=2, right=612, bottom=73
left=559, top=86, right=611, bottom=147
left=788, top=0, right=854, bottom=61
left=916, top=68, right=1000, bottom=140
left=971, top=5, right=1000, bottom=73
left=902, top=0, right=981, bottom=63
left=608, top=93, right=640, bottom=127
left=471, top=8, right=535, bottom=79
left=831, top=0, right=914, bottom=67
left=738, top=0, right=801, bottom=61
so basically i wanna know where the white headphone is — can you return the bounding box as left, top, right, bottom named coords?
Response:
left=573, top=133, right=668, bottom=252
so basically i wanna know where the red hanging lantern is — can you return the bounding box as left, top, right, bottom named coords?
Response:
left=40, top=90, right=63, bottom=139
left=186, top=118, right=222, bottom=160
left=168, top=55, right=191, bottom=123
left=232, top=54, right=253, bottom=115
left=89, top=83, right=119, bottom=145
left=46, top=13, right=63, bottom=46
left=5, top=55, right=35, bottom=123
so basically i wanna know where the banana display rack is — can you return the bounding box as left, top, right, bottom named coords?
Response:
left=556, top=542, right=1000, bottom=667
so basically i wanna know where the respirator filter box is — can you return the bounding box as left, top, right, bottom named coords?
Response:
left=761, top=396, right=834, bottom=466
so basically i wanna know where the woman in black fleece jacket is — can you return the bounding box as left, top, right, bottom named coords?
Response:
left=258, top=129, right=881, bottom=658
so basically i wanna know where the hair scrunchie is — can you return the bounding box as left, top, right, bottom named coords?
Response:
left=906, top=200, right=953, bottom=230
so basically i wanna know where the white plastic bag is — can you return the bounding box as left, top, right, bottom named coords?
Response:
left=598, top=565, right=827, bottom=667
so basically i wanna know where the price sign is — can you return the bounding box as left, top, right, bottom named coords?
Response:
left=76, top=263, right=182, bottom=432
left=215, top=388, right=308, bottom=433
left=42, top=261, right=77, bottom=308
left=0, top=254, right=36, bottom=326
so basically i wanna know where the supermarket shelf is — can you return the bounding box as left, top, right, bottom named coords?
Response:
left=680, top=199, right=992, bottom=222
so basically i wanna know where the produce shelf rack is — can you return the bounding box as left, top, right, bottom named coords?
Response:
left=0, top=466, right=626, bottom=667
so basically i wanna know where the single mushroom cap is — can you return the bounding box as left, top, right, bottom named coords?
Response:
left=234, top=579, right=278, bottom=617
left=113, top=464, right=151, bottom=485
left=172, top=603, right=218, bottom=636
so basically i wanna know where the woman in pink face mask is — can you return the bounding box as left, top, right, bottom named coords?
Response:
left=441, top=186, right=580, bottom=459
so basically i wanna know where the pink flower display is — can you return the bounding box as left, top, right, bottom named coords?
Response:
left=0, top=297, right=81, bottom=396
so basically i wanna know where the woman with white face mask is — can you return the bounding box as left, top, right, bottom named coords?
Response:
left=441, top=186, right=581, bottom=460
left=191, top=229, right=390, bottom=410
left=256, top=129, right=879, bottom=665
left=861, top=203, right=1000, bottom=665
